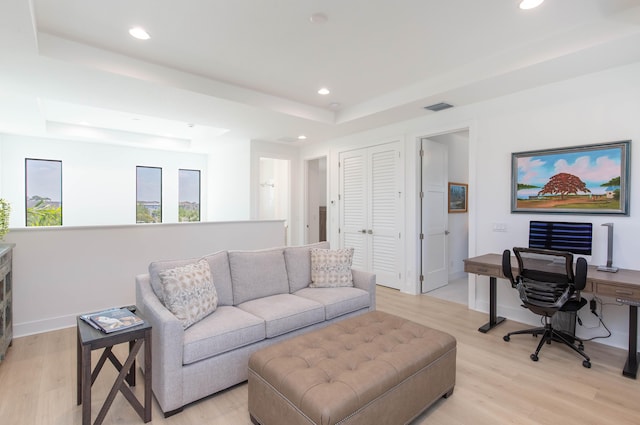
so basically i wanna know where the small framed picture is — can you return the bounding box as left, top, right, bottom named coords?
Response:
left=448, top=182, right=468, bottom=213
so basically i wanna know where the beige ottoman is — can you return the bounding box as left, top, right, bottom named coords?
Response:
left=248, top=311, right=456, bottom=425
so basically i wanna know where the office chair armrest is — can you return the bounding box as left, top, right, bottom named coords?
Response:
left=502, top=250, right=517, bottom=287
left=574, top=257, right=588, bottom=291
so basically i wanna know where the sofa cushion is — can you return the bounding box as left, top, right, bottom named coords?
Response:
left=148, top=250, right=233, bottom=306
left=310, top=248, right=354, bottom=288
left=202, top=251, right=233, bottom=306
left=284, top=242, right=330, bottom=292
left=159, top=259, right=218, bottom=329
left=238, top=294, right=325, bottom=338
left=182, top=306, right=266, bottom=365
left=294, top=287, right=371, bottom=320
left=230, top=248, right=289, bottom=305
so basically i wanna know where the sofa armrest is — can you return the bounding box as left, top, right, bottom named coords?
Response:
left=135, top=273, right=185, bottom=413
left=351, top=268, right=376, bottom=310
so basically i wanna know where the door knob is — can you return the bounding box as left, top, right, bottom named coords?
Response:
left=360, top=229, right=367, bottom=233
left=445, top=230, right=450, bottom=235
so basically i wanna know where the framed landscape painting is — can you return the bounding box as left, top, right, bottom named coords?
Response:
left=511, top=140, right=630, bottom=215
left=448, top=182, right=468, bottom=213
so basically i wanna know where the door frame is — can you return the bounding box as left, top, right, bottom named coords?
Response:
left=303, top=156, right=328, bottom=244
left=415, top=125, right=476, bottom=306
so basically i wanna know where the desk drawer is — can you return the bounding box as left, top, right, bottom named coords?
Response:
left=596, top=283, right=640, bottom=302
left=464, top=263, right=502, bottom=277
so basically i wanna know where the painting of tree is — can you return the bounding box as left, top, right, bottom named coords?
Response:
left=537, top=173, right=590, bottom=199
left=511, top=140, right=630, bottom=215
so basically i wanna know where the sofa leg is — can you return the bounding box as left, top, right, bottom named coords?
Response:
left=250, top=414, right=261, bottom=425
left=443, top=387, right=455, bottom=399
left=164, top=406, right=183, bottom=418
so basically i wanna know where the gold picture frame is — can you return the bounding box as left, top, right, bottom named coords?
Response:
left=448, top=182, right=468, bottom=213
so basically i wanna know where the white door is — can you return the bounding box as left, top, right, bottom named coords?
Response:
left=339, top=142, right=403, bottom=289
left=421, top=139, right=449, bottom=292
left=340, top=149, right=369, bottom=271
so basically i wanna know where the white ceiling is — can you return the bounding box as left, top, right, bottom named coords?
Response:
left=1, top=0, right=640, bottom=152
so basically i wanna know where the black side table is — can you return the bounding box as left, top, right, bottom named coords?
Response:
left=76, top=311, right=152, bottom=425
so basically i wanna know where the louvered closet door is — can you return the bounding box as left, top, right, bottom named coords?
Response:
left=339, top=142, right=403, bottom=289
left=339, top=149, right=368, bottom=270
left=368, top=143, right=402, bottom=288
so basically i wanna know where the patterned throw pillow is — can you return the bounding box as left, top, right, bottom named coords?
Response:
left=159, top=259, right=218, bottom=328
left=309, top=248, right=354, bottom=288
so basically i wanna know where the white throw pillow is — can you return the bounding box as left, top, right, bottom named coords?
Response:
left=310, top=248, right=354, bottom=288
left=159, top=259, right=218, bottom=328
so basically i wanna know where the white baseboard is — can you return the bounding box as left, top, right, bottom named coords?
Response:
left=14, top=315, right=76, bottom=338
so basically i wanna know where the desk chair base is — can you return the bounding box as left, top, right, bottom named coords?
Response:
left=504, top=321, right=591, bottom=368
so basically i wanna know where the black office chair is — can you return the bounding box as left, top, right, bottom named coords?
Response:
left=502, top=247, right=591, bottom=368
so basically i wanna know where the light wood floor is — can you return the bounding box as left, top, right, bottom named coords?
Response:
left=1, top=286, right=639, bottom=425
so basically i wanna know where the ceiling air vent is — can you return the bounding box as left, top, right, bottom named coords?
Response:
left=424, top=102, right=453, bottom=112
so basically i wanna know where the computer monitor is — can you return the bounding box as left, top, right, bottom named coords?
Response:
left=528, top=220, right=593, bottom=256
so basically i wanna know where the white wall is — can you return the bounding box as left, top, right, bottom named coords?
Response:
left=0, top=135, right=209, bottom=226
left=206, top=138, right=251, bottom=221
left=300, top=61, right=640, bottom=350
left=0, top=134, right=257, bottom=225
left=4, top=220, right=285, bottom=337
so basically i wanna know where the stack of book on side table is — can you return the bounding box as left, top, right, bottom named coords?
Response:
left=80, top=307, right=144, bottom=333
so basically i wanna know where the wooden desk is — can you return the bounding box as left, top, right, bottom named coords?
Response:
left=464, top=253, right=640, bottom=378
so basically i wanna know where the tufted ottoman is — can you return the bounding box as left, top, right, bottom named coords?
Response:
left=248, top=311, right=456, bottom=425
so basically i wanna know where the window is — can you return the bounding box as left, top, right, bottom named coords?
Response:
left=136, top=166, right=162, bottom=223
left=25, top=158, right=62, bottom=226
left=179, top=169, right=200, bottom=222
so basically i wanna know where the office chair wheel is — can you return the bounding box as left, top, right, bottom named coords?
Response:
left=530, top=354, right=539, bottom=362
left=583, top=360, right=591, bottom=368
left=503, top=335, right=510, bottom=342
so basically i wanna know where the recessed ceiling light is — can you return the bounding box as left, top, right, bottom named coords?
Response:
left=129, top=27, right=150, bottom=40
left=298, top=135, right=307, bottom=140
left=519, top=0, right=544, bottom=10
left=329, top=102, right=341, bottom=109
left=318, top=88, right=330, bottom=95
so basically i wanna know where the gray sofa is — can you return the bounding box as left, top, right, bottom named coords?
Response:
left=135, top=242, right=376, bottom=416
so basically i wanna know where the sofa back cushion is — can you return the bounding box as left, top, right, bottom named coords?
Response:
left=284, top=241, right=330, bottom=292
left=148, top=250, right=234, bottom=306
left=230, top=248, right=289, bottom=305
left=202, top=251, right=234, bottom=306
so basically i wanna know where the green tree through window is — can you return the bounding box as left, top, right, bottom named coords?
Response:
left=26, top=158, right=62, bottom=226
left=136, top=166, right=162, bottom=223
left=179, top=169, right=200, bottom=222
